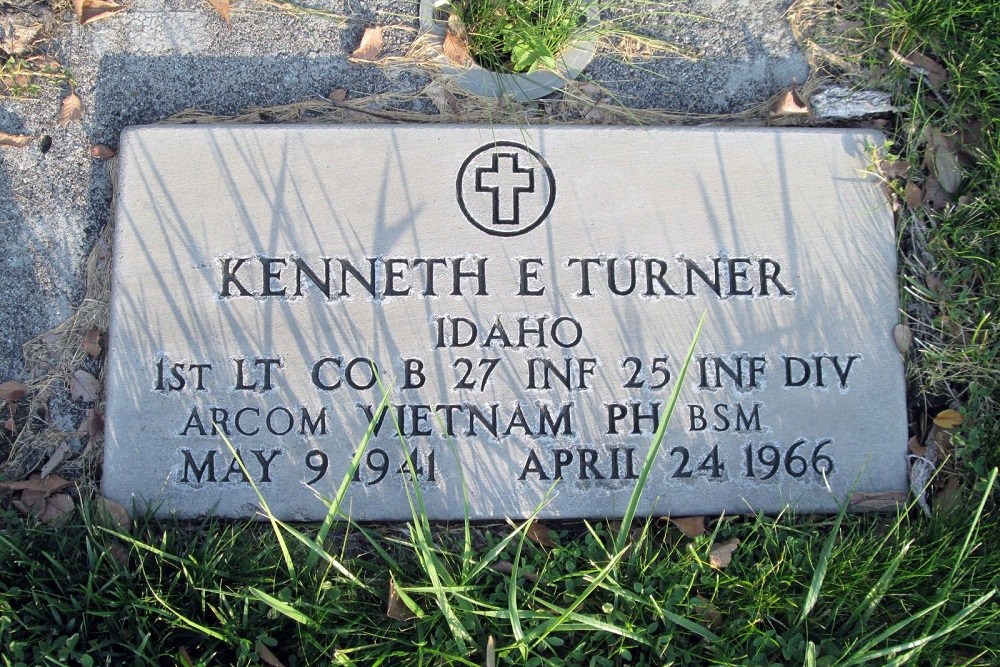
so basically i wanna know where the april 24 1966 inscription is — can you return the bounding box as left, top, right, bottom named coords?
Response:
left=104, top=125, right=907, bottom=520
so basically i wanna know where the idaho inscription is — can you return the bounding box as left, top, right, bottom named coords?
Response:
left=104, top=125, right=907, bottom=520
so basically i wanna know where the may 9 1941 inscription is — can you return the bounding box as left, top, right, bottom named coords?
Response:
left=103, top=125, right=907, bottom=520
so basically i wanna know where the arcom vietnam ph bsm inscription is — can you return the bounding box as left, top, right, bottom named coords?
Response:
left=103, top=125, right=908, bottom=520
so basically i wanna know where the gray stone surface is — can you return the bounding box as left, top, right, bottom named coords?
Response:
left=0, top=0, right=811, bottom=387
left=104, top=125, right=906, bottom=520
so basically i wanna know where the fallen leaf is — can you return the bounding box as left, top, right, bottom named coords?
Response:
left=904, top=182, right=923, bottom=208
left=70, top=369, right=100, bottom=403
left=208, top=0, right=231, bottom=23
left=386, top=576, right=417, bottom=621
left=933, top=408, right=963, bottom=429
left=90, top=144, right=116, bottom=159
left=485, top=636, right=496, bottom=667
left=709, top=538, right=739, bottom=569
left=40, top=442, right=72, bottom=478
left=443, top=29, right=471, bottom=66
left=770, top=82, right=809, bottom=117
left=879, top=159, right=909, bottom=180
left=923, top=176, right=951, bottom=209
left=79, top=408, right=104, bottom=439
left=891, top=49, right=948, bottom=90
left=926, top=128, right=963, bottom=194
left=0, top=473, right=71, bottom=495
left=82, top=328, right=103, bottom=357
left=76, top=0, right=128, bottom=25
left=327, top=88, right=347, bottom=103
left=925, top=273, right=945, bottom=296
left=95, top=497, right=132, bottom=532
left=38, top=492, right=74, bottom=524
left=0, top=380, right=29, bottom=402
left=256, top=640, right=285, bottom=667
left=59, top=90, right=83, bottom=126
left=0, top=22, right=41, bottom=57
left=16, top=491, right=75, bottom=524
left=894, top=323, right=913, bottom=355
left=849, top=490, right=907, bottom=511
left=670, top=515, right=707, bottom=538
left=691, top=596, right=721, bottom=627
left=0, top=132, right=32, bottom=148
left=490, top=560, right=539, bottom=582
left=526, top=521, right=556, bottom=548
left=350, top=26, right=383, bottom=61
left=935, top=476, right=962, bottom=512
left=907, top=435, right=927, bottom=458
left=107, top=541, right=130, bottom=566
left=3, top=417, right=13, bottom=432
left=927, top=424, right=953, bottom=458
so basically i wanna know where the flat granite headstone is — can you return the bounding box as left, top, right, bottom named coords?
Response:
left=104, top=125, right=907, bottom=520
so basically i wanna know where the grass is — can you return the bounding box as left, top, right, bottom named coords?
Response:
left=3, top=0, right=1000, bottom=664
left=450, top=0, right=593, bottom=73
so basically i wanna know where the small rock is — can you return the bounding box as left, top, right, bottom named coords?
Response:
left=810, top=86, right=897, bottom=120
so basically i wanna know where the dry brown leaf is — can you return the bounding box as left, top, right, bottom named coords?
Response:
left=770, top=83, right=809, bottom=117
left=926, top=128, right=963, bottom=194
left=59, top=90, right=82, bottom=126
left=490, top=560, right=539, bottom=582
left=670, top=515, right=707, bottom=538
left=849, top=490, right=907, bottom=511
left=95, top=497, right=132, bottom=532
left=443, top=29, right=471, bottom=66
left=907, top=435, right=927, bottom=458
left=1, top=22, right=41, bottom=57
left=3, top=417, right=13, bottom=432
left=691, top=596, right=721, bottom=627
left=70, top=369, right=100, bottom=403
left=80, top=408, right=105, bottom=439
left=935, top=476, right=962, bottom=512
left=77, top=0, right=128, bottom=25
left=893, top=323, right=913, bottom=355
left=0, top=472, right=71, bottom=495
left=90, top=144, right=116, bottom=159
left=709, top=538, right=739, bottom=569
left=933, top=409, right=963, bottom=429
left=83, top=328, right=103, bottom=357
left=40, top=442, right=72, bottom=478
left=904, top=182, right=924, bottom=208
left=923, top=176, right=951, bottom=209
left=350, top=26, right=383, bottom=61
left=0, top=132, right=32, bottom=148
left=892, top=49, right=948, bottom=90
left=925, top=273, right=945, bottom=296
left=327, top=88, right=348, bottom=103
left=879, top=160, right=909, bottom=180
left=255, top=640, right=285, bottom=667
left=525, top=521, right=556, bottom=548
left=386, top=577, right=416, bottom=621
left=0, top=380, right=29, bottom=402
left=208, top=0, right=231, bottom=23
left=107, top=541, right=130, bottom=566
left=38, top=493, right=74, bottom=524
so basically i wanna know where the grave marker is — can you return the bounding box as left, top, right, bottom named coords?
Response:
left=103, top=125, right=908, bottom=520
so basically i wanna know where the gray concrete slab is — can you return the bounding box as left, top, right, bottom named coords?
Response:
left=103, top=125, right=907, bottom=520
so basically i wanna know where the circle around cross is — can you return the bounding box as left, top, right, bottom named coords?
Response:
left=456, top=141, right=556, bottom=237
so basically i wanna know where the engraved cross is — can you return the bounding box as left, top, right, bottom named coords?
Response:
left=475, top=152, right=535, bottom=226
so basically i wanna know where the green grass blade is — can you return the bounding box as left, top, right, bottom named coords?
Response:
left=616, top=312, right=705, bottom=553
left=249, top=586, right=315, bottom=626
left=799, top=501, right=848, bottom=623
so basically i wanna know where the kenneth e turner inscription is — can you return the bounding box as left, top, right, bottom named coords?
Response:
left=104, top=125, right=907, bottom=520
